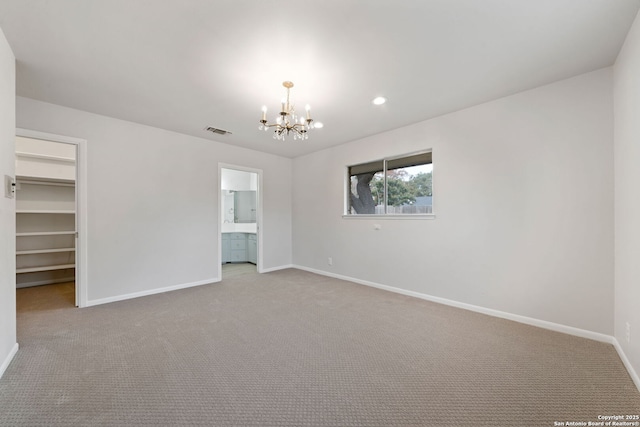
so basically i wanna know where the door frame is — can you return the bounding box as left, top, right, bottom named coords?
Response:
left=16, top=128, right=88, bottom=307
left=218, top=163, right=263, bottom=274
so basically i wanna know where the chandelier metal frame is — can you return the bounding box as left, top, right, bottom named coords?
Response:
left=259, top=81, right=314, bottom=141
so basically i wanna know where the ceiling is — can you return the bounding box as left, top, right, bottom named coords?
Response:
left=1, top=0, right=639, bottom=158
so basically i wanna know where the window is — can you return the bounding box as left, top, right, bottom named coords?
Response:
left=346, top=151, right=433, bottom=216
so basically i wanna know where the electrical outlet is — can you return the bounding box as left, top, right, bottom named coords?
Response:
left=328, top=257, right=333, bottom=266
left=626, top=322, right=631, bottom=344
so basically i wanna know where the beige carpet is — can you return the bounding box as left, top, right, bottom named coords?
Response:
left=1, top=269, right=638, bottom=426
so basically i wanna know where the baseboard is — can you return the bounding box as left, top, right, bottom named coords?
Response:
left=293, top=265, right=614, bottom=345
left=84, top=264, right=294, bottom=306
left=259, top=264, right=294, bottom=274
left=612, top=338, right=640, bottom=392
left=84, top=263, right=297, bottom=307
left=16, top=277, right=75, bottom=289
left=85, top=277, right=220, bottom=307
left=0, top=343, right=19, bottom=379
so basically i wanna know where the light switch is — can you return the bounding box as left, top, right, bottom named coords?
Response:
left=4, top=175, right=15, bottom=199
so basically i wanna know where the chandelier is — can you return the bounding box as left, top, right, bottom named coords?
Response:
left=259, top=81, right=314, bottom=141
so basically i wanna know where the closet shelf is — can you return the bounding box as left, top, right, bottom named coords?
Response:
left=16, top=231, right=75, bottom=237
left=15, top=152, right=75, bottom=164
left=17, top=248, right=76, bottom=255
left=16, top=264, right=75, bottom=274
left=16, top=209, right=75, bottom=214
left=16, top=175, right=75, bottom=187
left=15, top=137, right=78, bottom=287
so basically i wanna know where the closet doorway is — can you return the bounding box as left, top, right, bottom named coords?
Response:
left=219, top=165, right=262, bottom=278
left=15, top=129, right=87, bottom=307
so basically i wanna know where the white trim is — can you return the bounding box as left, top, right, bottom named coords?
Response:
left=85, top=278, right=220, bottom=307
left=0, top=343, right=19, bottom=379
left=16, top=129, right=85, bottom=147
left=613, top=338, right=640, bottom=392
left=260, top=264, right=294, bottom=273
left=293, top=265, right=614, bottom=344
left=342, top=214, right=436, bottom=220
left=16, top=128, right=88, bottom=308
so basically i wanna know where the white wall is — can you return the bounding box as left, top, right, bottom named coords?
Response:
left=293, top=68, right=614, bottom=335
left=0, top=26, right=17, bottom=377
left=16, top=97, right=292, bottom=304
left=614, top=9, right=640, bottom=383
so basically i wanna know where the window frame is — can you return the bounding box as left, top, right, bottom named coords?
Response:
left=343, top=150, right=435, bottom=220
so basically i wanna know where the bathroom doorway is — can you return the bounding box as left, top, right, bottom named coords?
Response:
left=219, top=165, right=262, bottom=278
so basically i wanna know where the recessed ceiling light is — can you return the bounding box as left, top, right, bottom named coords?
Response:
left=372, top=96, right=387, bottom=105
left=314, top=122, right=324, bottom=129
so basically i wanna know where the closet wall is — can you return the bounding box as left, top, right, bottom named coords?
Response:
left=15, top=136, right=76, bottom=288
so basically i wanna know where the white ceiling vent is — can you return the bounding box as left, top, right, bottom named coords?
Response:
left=204, top=126, right=232, bottom=136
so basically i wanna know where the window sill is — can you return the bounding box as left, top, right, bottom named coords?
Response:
left=342, top=214, right=435, bottom=220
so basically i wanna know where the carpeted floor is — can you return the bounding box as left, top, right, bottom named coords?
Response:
left=1, top=269, right=639, bottom=426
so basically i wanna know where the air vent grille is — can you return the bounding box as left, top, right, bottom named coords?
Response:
left=204, top=126, right=232, bottom=136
